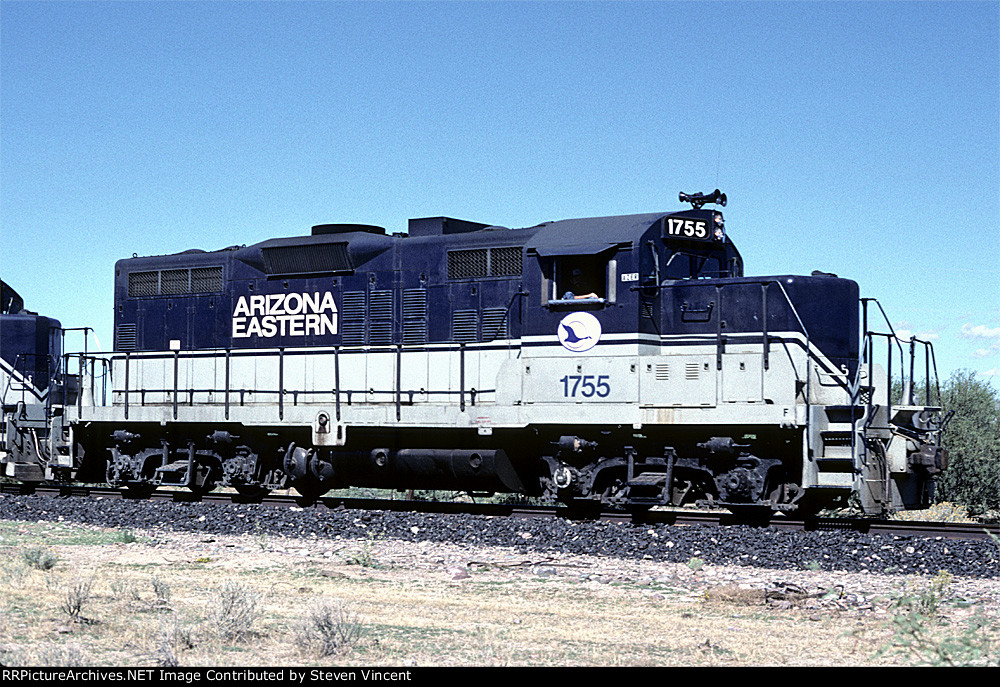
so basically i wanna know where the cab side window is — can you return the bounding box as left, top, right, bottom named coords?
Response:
left=536, top=249, right=617, bottom=305
left=662, top=249, right=728, bottom=280
left=556, top=255, right=605, bottom=300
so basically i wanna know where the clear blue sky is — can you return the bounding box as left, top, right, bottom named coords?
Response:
left=2, top=1, right=998, bottom=387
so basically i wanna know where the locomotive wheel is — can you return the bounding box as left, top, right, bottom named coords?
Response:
left=291, top=481, right=328, bottom=503
left=187, top=478, right=218, bottom=496
left=121, top=482, right=156, bottom=499
left=185, top=460, right=220, bottom=496
left=562, top=498, right=603, bottom=520
left=234, top=484, right=270, bottom=501
left=725, top=503, right=780, bottom=523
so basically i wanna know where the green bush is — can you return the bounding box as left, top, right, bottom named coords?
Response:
left=22, top=547, right=58, bottom=571
left=934, top=371, right=1000, bottom=515
left=875, top=571, right=999, bottom=666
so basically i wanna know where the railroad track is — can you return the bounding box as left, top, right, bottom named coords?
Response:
left=3, top=482, right=998, bottom=541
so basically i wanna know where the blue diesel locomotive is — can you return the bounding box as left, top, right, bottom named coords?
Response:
left=1, top=280, right=72, bottom=481
left=2, top=192, right=947, bottom=514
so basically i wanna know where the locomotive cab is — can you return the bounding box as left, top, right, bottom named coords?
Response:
left=654, top=208, right=742, bottom=282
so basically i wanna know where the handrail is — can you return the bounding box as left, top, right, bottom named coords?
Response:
left=850, top=298, right=944, bottom=483
left=768, top=280, right=812, bottom=429
left=866, top=298, right=906, bottom=362
left=860, top=298, right=906, bottom=403
left=106, top=342, right=491, bottom=421
left=856, top=298, right=940, bottom=407
left=910, top=337, right=941, bottom=406
left=62, top=352, right=112, bottom=410
left=864, top=331, right=899, bottom=420
left=1, top=352, right=60, bottom=409
left=635, top=277, right=815, bottom=414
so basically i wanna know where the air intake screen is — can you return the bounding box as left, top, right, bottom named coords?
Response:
left=490, top=247, right=522, bottom=276
left=448, top=249, right=488, bottom=279
left=341, top=292, right=366, bottom=345
left=402, top=289, right=427, bottom=345
left=261, top=243, right=351, bottom=275
left=128, top=271, right=159, bottom=297
left=447, top=247, right=522, bottom=279
left=368, top=291, right=393, bottom=345
left=128, top=267, right=223, bottom=297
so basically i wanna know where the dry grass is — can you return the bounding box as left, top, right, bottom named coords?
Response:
left=891, top=501, right=980, bottom=523
left=0, top=519, right=996, bottom=667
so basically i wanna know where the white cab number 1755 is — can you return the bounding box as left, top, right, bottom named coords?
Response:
left=666, top=217, right=708, bottom=239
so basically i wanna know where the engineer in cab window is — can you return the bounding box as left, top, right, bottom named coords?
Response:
left=563, top=267, right=600, bottom=300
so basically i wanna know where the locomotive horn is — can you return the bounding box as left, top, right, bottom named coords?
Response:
left=679, top=189, right=727, bottom=208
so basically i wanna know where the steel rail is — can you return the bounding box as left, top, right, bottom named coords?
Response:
left=2, top=483, right=997, bottom=541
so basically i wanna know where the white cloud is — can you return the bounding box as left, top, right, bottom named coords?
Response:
left=960, top=323, right=1000, bottom=339
left=894, top=328, right=940, bottom=343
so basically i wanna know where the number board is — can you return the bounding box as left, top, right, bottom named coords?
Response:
left=662, top=210, right=719, bottom=242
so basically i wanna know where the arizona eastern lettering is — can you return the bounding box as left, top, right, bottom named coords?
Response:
left=232, top=291, right=337, bottom=338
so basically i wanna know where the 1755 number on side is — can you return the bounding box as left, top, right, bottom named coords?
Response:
left=560, top=375, right=611, bottom=398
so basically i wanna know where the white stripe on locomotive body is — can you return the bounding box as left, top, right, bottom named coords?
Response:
left=81, top=325, right=855, bottom=434
left=0, top=359, right=49, bottom=404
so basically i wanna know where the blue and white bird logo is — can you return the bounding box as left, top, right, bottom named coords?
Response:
left=557, top=312, right=602, bottom=352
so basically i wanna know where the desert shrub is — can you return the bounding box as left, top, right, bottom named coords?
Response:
left=209, top=582, right=261, bottom=642
left=22, top=547, right=58, bottom=571
left=294, top=601, right=365, bottom=657
left=156, top=618, right=197, bottom=667
left=60, top=578, right=95, bottom=620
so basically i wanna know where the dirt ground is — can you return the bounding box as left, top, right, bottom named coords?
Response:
left=1, top=520, right=998, bottom=667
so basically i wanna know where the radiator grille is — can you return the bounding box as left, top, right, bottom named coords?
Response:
left=261, top=242, right=351, bottom=275
left=160, top=269, right=189, bottom=295
left=482, top=308, right=508, bottom=341
left=128, top=271, right=159, bottom=297
left=402, top=289, right=427, bottom=345
left=490, top=246, right=522, bottom=276
left=191, top=266, right=224, bottom=293
left=116, top=324, right=137, bottom=351
left=452, top=310, right=479, bottom=342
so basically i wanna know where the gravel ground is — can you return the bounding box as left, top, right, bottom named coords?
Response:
left=1, top=493, right=998, bottom=579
